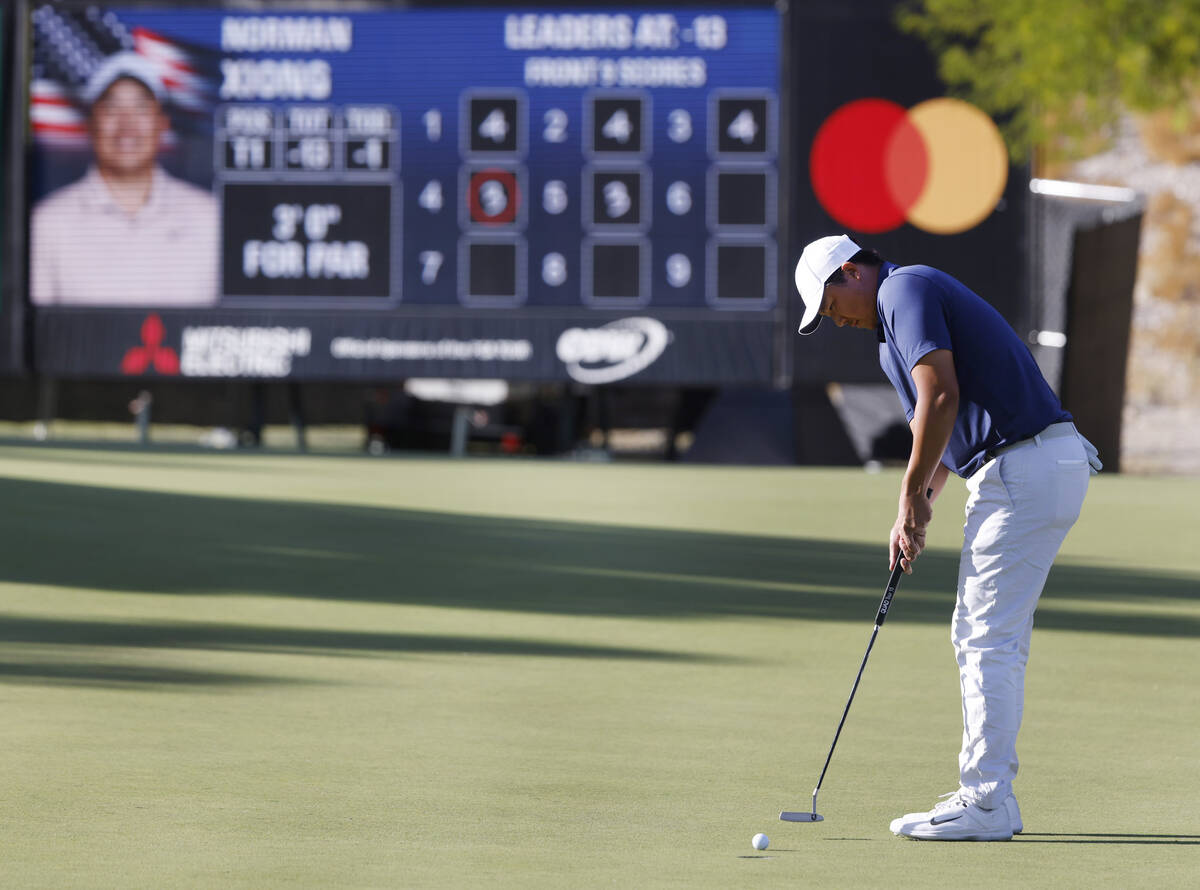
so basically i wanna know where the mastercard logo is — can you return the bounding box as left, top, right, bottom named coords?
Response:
left=810, top=97, right=1008, bottom=235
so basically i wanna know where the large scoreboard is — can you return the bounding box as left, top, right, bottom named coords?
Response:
left=26, top=4, right=787, bottom=384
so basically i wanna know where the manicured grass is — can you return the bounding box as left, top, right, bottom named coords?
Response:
left=1, top=444, right=1197, bottom=888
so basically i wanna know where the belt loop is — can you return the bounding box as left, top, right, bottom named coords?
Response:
left=1034, top=433, right=1042, bottom=448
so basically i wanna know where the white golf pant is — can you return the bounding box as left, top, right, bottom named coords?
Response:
left=954, top=422, right=1090, bottom=808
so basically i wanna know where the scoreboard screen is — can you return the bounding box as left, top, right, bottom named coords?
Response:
left=27, top=4, right=786, bottom=384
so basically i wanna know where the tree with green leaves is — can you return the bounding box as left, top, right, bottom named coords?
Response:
left=896, top=0, right=1200, bottom=162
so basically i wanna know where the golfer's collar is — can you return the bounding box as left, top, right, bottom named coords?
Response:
left=79, top=166, right=117, bottom=213
left=874, top=262, right=898, bottom=342
left=141, top=165, right=170, bottom=216
left=83, top=164, right=165, bottom=218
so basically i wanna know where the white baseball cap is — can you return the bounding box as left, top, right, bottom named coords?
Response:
left=81, top=52, right=166, bottom=107
left=794, top=234, right=862, bottom=335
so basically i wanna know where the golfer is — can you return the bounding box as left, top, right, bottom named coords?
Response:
left=795, top=234, right=1100, bottom=841
left=30, top=52, right=218, bottom=306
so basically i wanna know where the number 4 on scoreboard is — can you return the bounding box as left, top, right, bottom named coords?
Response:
left=601, top=109, right=633, bottom=145
left=478, top=109, right=509, bottom=144
left=465, top=94, right=523, bottom=156
left=726, top=109, right=758, bottom=145
left=588, top=95, right=646, bottom=157
left=712, top=94, right=772, bottom=157
left=418, top=180, right=443, bottom=213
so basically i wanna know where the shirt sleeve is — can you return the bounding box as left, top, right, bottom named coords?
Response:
left=879, top=271, right=953, bottom=371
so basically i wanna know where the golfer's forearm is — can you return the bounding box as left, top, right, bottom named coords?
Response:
left=927, top=463, right=951, bottom=503
left=904, top=390, right=957, bottom=497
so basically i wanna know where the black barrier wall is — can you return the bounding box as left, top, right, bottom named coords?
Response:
left=1060, top=212, right=1142, bottom=472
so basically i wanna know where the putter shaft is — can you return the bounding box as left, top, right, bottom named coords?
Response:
left=782, top=544, right=917, bottom=824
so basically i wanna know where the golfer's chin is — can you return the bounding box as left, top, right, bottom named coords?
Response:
left=96, top=154, right=157, bottom=178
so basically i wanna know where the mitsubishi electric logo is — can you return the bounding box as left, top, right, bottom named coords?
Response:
left=121, top=314, right=180, bottom=376
left=555, top=317, right=670, bottom=384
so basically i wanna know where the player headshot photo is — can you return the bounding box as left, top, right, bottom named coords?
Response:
left=30, top=51, right=219, bottom=307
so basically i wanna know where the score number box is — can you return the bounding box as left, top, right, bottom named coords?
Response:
left=706, top=240, right=776, bottom=306
left=585, top=94, right=649, bottom=158
left=581, top=237, right=652, bottom=306
left=457, top=238, right=528, bottom=305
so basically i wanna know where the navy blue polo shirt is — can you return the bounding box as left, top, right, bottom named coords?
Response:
left=875, top=262, right=1070, bottom=478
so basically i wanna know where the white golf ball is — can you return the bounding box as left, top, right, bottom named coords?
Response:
left=751, top=832, right=769, bottom=851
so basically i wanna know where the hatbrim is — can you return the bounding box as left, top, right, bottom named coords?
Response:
left=87, top=73, right=165, bottom=106
left=797, top=303, right=822, bottom=335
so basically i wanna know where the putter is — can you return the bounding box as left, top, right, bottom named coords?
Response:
left=780, top=521, right=925, bottom=824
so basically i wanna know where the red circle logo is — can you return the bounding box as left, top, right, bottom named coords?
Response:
left=810, top=98, right=1008, bottom=235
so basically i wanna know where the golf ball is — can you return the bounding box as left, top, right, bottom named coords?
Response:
left=751, top=833, right=769, bottom=851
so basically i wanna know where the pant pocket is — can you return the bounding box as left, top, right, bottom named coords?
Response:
left=1052, top=459, right=1089, bottom=525
left=993, top=456, right=1017, bottom=507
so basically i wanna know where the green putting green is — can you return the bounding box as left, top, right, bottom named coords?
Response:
left=1, top=444, right=1196, bottom=888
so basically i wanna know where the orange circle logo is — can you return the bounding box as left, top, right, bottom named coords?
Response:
left=810, top=98, right=1008, bottom=235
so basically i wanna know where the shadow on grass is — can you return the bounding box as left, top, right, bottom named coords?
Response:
left=3, top=477, right=1197, bottom=636
left=0, top=660, right=300, bottom=689
left=0, top=616, right=733, bottom=664
left=1016, top=833, right=1200, bottom=845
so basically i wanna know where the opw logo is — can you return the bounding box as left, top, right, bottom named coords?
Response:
left=555, top=317, right=670, bottom=384
left=121, top=314, right=180, bottom=375
left=810, top=97, right=1008, bottom=235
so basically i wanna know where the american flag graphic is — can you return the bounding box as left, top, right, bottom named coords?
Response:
left=31, top=4, right=219, bottom=149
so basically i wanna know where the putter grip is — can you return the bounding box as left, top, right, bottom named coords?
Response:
left=876, top=487, right=933, bottom=626
left=875, top=561, right=904, bottom=626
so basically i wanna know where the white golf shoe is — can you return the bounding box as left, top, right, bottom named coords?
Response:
left=1004, top=792, right=1023, bottom=834
left=889, top=791, right=1015, bottom=841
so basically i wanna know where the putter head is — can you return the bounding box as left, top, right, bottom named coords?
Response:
left=779, top=811, right=824, bottom=823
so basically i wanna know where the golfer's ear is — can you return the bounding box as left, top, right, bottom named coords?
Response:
left=840, top=261, right=858, bottom=279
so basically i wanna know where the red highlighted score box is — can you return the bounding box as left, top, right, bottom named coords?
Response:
left=468, top=169, right=520, bottom=225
